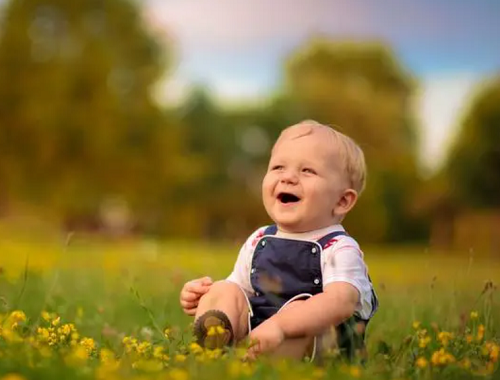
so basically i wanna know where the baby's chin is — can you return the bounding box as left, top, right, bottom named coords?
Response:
left=274, top=220, right=328, bottom=234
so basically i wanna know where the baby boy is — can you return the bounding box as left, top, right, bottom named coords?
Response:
left=180, top=120, right=378, bottom=361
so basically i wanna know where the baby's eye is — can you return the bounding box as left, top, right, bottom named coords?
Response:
left=271, top=165, right=284, bottom=171
left=302, top=168, right=317, bottom=175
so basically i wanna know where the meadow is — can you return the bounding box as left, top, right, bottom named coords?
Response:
left=0, top=223, right=499, bottom=380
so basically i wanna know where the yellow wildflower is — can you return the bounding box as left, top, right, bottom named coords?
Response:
left=132, top=359, right=163, bottom=372
left=466, top=334, right=473, bottom=343
left=122, top=336, right=137, bottom=353
left=477, top=324, right=485, bottom=341
left=58, top=323, right=73, bottom=337
left=438, top=331, right=453, bottom=346
left=417, top=329, right=428, bottom=338
left=152, top=345, right=165, bottom=359
left=419, top=336, right=431, bottom=348
left=169, top=368, right=189, bottom=380
left=65, top=346, right=89, bottom=366
left=100, top=348, right=115, bottom=363
left=51, top=316, right=60, bottom=327
left=41, top=311, right=51, bottom=322
left=349, top=366, right=362, bottom=378
left=175, top=354, right=187, bottom=363
left=431, top=348, right=455, bottom=366
left=0, top=374, right=27, bottom=380
left=80, top=337, right=96, bottom=354
left=312, top=368, right=325, bottom=378
left=235, top=347, right=247, bottom=359
left=48, top=332, right=58, bottom=346
left=207, top=326, right=216, bottom=336
left=9, top=311, right=26, bottom=324
left=1, top=326, right=22, bottom=343
left=206, top=348, right=223, bottom=360
left=470, top=311, right=479, bottom=319
left=189, top=342, right=203, bottom=355
left=227, top=361, right=253, bottom=378
left=416, top=357, right=428, bottom=369
left=37, top=327, right=49, bottom=342
left=227, top=361, right=243, bottom=378
left=164, top=328, right=172, bottom=340
left=491, top=345, right=499, bottom=362
left=485, top=342, right=499, bottom=362
left=137, top=341, right=151, bottom=355
left=412, top=321, right=421, bottom=330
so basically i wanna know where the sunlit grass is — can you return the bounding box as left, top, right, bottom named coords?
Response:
left=0, top=227, right=499, bottom=379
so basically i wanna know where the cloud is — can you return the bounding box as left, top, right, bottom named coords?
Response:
left=144, top=0, right=374, bottom=51
left=416, top=72, right=480, bottom=172
left=145, top=0, right=500, bottom=53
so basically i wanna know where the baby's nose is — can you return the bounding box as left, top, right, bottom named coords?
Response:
left=280, top=170, right=299, bottom=184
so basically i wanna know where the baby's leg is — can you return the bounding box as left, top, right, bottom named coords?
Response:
left=270, top=299, right=315, bottom=360
left=271, top=299, right=366, bottom=362
left=194, top=280, right=250, bottom=348
left=315, top=319, right=367, bottom=363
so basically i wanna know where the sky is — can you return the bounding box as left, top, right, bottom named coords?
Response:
left=145, top=0, right=500, bottom=171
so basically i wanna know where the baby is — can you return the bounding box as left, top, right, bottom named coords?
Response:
left=179, top=120, right=378, bottom=361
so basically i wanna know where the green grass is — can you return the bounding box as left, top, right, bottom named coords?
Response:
left=0, top=232, right=499, bottom=379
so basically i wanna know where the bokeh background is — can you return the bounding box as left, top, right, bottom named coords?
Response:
left=0, top=2, right=500, bottom=379
left=0, top=0, right=499, bottom=249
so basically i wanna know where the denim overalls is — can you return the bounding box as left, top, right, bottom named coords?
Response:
left=249, top=225, right=378, bottom=359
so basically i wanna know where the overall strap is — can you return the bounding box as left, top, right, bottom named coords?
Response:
left=317, top=230, right=349, bottom=249
left=263, top=224, right=278, bottom=235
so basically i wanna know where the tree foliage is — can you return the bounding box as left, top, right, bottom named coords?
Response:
left=0, top=0, right=184, bottom=233
left=0, top=2, right=437, bottom=242
left=445, top=77, right=500, bottom=208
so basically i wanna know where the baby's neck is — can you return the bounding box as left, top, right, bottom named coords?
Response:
left=275, top=224, right=344, bottom=241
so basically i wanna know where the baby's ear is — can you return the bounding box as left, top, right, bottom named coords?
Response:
left=334, top=189, right=358, bottom=216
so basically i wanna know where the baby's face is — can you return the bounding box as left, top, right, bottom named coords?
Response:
left=262, top=129, right=350, bottom=233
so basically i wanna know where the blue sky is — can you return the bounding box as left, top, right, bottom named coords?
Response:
left=148, top=1, right=498, bottom=170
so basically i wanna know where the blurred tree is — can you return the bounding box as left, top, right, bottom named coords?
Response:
left=175, top=87, right=269, bottom=239
left=283, top=38, right=425, bottom=242
left=0, top=0, right=184, bottom=233
left=445, top=76, right=500, bottom=208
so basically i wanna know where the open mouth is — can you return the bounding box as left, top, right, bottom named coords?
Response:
left=277, top=192, right=301, bottom=204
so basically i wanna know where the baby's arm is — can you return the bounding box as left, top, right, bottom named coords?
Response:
left=245, top=282, right=358, bottom=359
left=273, top=281, right=358, bottom=338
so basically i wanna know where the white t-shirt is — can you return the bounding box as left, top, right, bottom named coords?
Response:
left=227, top=224, right=377, bottom=320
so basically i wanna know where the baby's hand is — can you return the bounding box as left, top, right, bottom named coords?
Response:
left=179, top=276, right=213, bottom=316
left=245, top=318, right=285, bottom=360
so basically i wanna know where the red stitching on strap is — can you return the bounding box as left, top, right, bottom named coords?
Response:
left=250, top=229, right=265, bottom=248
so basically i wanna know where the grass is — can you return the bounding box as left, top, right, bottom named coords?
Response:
left=0, top=227, right=499, bottom=379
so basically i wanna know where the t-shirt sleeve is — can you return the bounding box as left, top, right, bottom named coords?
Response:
left=322, top=238, right=375, bottom=320
left=226, top=226, right=266, bottom=296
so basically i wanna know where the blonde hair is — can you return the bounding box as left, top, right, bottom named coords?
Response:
left=275, top=120, right=367, bottom=194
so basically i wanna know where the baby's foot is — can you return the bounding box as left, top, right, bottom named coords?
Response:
left=193, top=310, right=234, bottom=349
